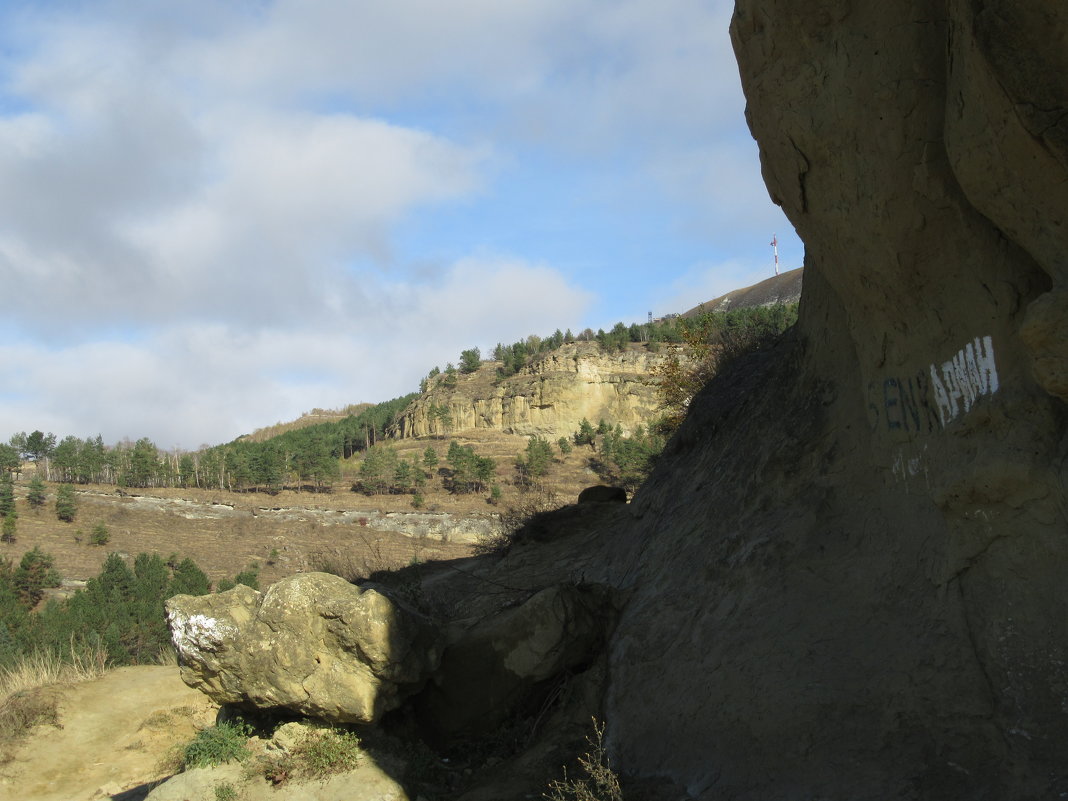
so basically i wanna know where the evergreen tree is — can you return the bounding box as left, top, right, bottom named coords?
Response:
left=170, top=558, right=211, bottom=596
left=13, top=547, right=60, bottom=607
left=423, top=446, right=438, bottom=472
left=1, top=513, right=15, bottom=544
left=574, top=418, right=596, bottom=448
left=55, top=483, right=77, bottom=522
left=0, top=443, right=19, bottom=475
left=0, top=473, right=15, bottom=518
left=459, top=347, right=481, bottom=374
left=515, top=436, right=554, bottom=486
left=27, top=474, right=46, bottom=508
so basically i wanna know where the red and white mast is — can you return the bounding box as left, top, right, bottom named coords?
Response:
left=770, top=234, right=780, bottom=276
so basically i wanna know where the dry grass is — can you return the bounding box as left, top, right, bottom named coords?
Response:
left=0, top=640, right=110, bottom=761
left=2, top=431, right=602, bottom=589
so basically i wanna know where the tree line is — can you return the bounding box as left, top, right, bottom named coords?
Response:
left=1, top=393, right=417, bottom=495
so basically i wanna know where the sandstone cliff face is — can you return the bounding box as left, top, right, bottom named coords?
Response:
left=600, top=3, right=1068, bottom=799
left=389, top=342, right=675, bottom=440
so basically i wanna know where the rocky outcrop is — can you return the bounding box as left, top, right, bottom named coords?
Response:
left=166, top=573, right=441, bottom=723
left=389, top=342, right=677, bottom=440
left=594, top=4, right=1068, bottom=800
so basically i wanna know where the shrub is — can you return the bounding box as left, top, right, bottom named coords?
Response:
left=89, top=523, right=110, bottom=546
left=655, top=303, right=797, bottom=432
left=26, top=476, right=46, bottom=509
left=544, top=719, right=623, bottom=801
left=54, top=484, right=77, bottom=522
left=182, top=721, right=253, bottom=769
left=295, top=728, right=362, bottom=778
left=214, top=783, right=239, bottom=801
left=1, top=514, right=15, bottom=544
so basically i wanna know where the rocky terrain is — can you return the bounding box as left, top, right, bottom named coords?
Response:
left=389, top=342, right=675, bottom=440
left=12, top=3, right=1067, bottom=800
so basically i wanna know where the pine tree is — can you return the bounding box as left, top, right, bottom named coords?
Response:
left=1, top=513, right=15, bottom=544
left=26, top=474, right=46, bottom=508
left=0, top=473, right=15, bottom=518
left=55, top=483, right=77, bottom=522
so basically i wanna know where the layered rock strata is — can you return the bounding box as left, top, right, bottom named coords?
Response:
left=389, top=342, right=676, bottom=440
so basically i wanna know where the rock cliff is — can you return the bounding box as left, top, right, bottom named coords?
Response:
left=600, top=3, right=1068, bottom=798
left=389, top=342, right=676, bottom=440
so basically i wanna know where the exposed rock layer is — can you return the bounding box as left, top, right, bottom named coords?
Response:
left=389, top=342, right=674, bottom=440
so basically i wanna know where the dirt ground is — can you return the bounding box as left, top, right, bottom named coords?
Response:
left=0, top=666, right=217, bottom=801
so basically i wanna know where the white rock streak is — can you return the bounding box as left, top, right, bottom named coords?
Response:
left=168, top=610, right=235, bottom=657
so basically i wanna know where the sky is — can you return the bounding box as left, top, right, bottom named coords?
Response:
left=0, top=0, right=802, bottom=450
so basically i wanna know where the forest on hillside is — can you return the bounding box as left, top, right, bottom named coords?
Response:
left=0, top=304, right=797, bottom=497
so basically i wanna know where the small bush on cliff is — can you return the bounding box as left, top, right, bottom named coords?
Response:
left=544, top=719, right=623, bottom=801
left=182, top=721, right=253, bottom=768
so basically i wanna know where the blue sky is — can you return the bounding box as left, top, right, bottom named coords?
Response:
left=0, top=0, right=801, bottom=449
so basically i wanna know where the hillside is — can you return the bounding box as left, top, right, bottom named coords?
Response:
left=681, top=266, right=803, bottom=317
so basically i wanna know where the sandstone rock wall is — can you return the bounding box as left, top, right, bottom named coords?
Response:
left=600, top=3, right=1068, bottom=799
left=389, top=342, right=677, bottom=440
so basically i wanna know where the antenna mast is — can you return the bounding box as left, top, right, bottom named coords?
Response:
left=770, top=234, right=780, bottom=276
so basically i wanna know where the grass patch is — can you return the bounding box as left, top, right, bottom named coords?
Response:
left=254, top=726, right=363, bottom=785
left=182, top=721, right=253, bottom=769
left=295, top=728, right=362, bottom=778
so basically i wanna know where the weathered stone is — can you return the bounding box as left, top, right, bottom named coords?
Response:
left=415, top=583, right=613, bottom=738
left=592, top=3, right=1068, bottom=800
left=390, top=342, right=678, bottom=440
left=166, top=572, right=441, bottom=724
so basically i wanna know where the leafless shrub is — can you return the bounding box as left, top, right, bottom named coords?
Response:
left=544, top=719, right=623, bottom=801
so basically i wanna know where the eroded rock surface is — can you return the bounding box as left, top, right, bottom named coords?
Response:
left=166, top=572, right=441, bottom=723
left=595, top=3, right=1068, bottom=800
left=390, top=341, right=674, bottom=440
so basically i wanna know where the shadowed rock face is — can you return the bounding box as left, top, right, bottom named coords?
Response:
left=601, top=3, right=1068, bottom=799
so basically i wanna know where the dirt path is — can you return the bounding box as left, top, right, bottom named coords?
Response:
left=0, top=666, right=216, bottom=801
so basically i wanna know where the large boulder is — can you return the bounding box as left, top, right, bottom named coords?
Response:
left=165, top=572, right=441, bottom=723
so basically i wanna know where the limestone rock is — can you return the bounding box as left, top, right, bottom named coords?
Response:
left=390, top=342, right=678, bottom=440
left=166, top=572, right=441, bottom=723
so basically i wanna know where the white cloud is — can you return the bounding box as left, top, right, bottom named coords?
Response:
left=0, top=0, right=790, bottom=449
left=0, top=257, right=591, bottom=448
